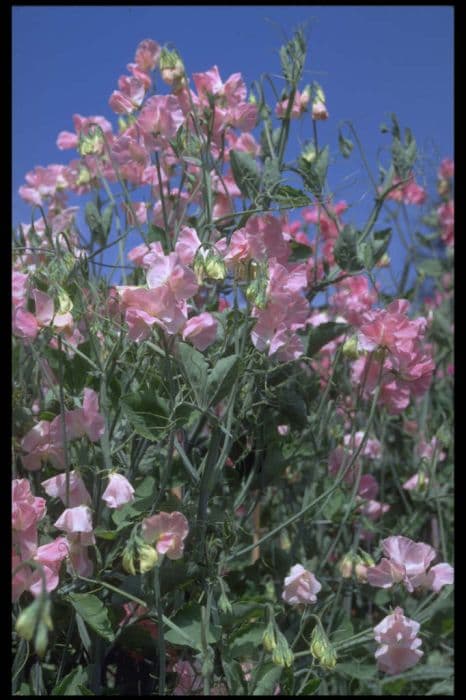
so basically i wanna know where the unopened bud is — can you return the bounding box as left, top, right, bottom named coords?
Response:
left=57, top=288, right=73, bottom=314
left=138, top=543, right=158, bottom=574
left=76, top=166, right=92, bottom=187
left=342, top=337, right=360, bottom=360
left=122, top=546, right=137, bottom=576
left=376, top=253, right=391, bottom=268
left=16, top=596, right=53, bottom=658
left=301, top=142, right=317, bottom=164
left=338, top=553, right=356, bottom=579
left=78, top=127, right=104, bottom=157
left=205, top=249, right=227, bottom=281
left=159, top=47, right=186, bottom=89
left=272, top=628, right=294, bottom=668
left=262, top=621, right=277, bottom=653
left=310, top=622, right=337, bottom=670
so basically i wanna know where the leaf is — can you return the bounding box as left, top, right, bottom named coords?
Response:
left=380, top=666, right=453, bottom=683
left=101, top=204, right=113, bottom=239
left=147, top=223, right=167, bottom=244
left=51, top=666, right=89, bottom=695
left=289, top=240, right=312, bottom=261
left=334, top=225, right=364, bottom=272
left=207, top=355, right=240, bottom=407
left=163, top=603, right=221, bottom=651
left=75, top=613, right=92, bottom=654
left=262, top=156, right=281, bottom=194
left=300, top=678, right=321, bottom=694
left=251, top=662, right=283, bottom=695
left=300, top=146, right=329, bottom=195
left=417, top=259, right=443, bottom=278
left=229, top=623, right=267, bottom=658
left=336, top=663, right=376, bottom=680
left=273, top=185, right=311, bottom=208
left=177, top=342, right=209, bottom=408
left=68, top=593, right=115, bottom=642
left=230, top=150, right=261, bottom=201
left=338, top=129, right=353, bottom=159
left=371, top=228, right=392, bottom=265
left=222, top=658, right=247, bottom=695
left=120, top=391, right=169, bottom=440
left=84, top=201, right=105, bottom=245
left=307, top=322, right=349, bottom=357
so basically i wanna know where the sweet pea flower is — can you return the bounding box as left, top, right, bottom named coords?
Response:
left=12, top=479, right=47, bottom=560
left=282, top=564, right=321, bottom=605
left=102, top=473, right=135, bottom=509
left=182, top=312, right=218, bottom=351
left=373, top=607, right=423, bottom=675
left=54, top=505, right=95, bottom=546
left=366, top=535, right=453, bottom=593
left=41, top=471, right=91, bottom=507
left=141, top=511, right=189, bottom=560
left=29, top=537, right=70, bottom=597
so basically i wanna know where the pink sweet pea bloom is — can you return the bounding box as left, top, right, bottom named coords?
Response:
left=29, top=537, right=70, bottom=597
left=102, top=473, right=135, bottom=509
left=142, top=511, right=189, bottom=560
left=65, top=388, right=106, bottom=442
left=41, top=471, right=91, bottom=507
left=312, top=100, right=329, bottom=120
left=54, top=505, right=95, bottom=546
left=134, top=38, right=160, bottom=72
left=366, top=536, right=453, bottom=594
left=373, top=607, right=423, bottom=675
left=175, top=227, right=202, bottom=265
left=137, top=95, right=185, bottom=149
left=402, top=472, right=429, bottom=491
left=12, top=479, right=47, bottom=560
left=182, top=313, right=218, bottom=351
left=146, top=252, right=198, bottom=301
left=282, top=564, right=321, bottom=605
left=21, top=420, right=65, bottom=471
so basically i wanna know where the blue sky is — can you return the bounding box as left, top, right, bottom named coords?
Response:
left=12, top=5, right=453, bottom=283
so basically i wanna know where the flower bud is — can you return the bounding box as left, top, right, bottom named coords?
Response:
left=338, top=552, right=356, bottom=579
left=78, top=127, right=104, bottom=157
left=342, top=337, right=360, bottom=360
left=16, top=596, right=53, bottom=658
left=310, top=623, right=337, bottom=670
left=204, top=249, right=227, bottom=281
left=159, top=47, right=186, bottom=89
left=76, top=166, right=92, bottom=187
left=262, top=620, right=277, bottom=653
left=272, top=628, right=294, bottom=668
left=138, top=543, right=158, bottom=574
left=122, top=546, right=137, bottom=576
left=376, top=253, right=391, bottom=268
left=301, top=143, right=317, bottom=164
left=57, top=288, right=73, bottom=314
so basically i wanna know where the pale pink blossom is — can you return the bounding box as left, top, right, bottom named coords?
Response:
left=402, top=472, right=429, bottom=491
left=142, top=511, right=189, bottom=560
left=12, top=479, right=47, bottom=560
left=102, top=473, right=135, bottom=509
left=312, top=100, right=329, bottom=120
left=366, top=536, right=453, bottom=593
left=29, top=537, right=70, bottom=597
left=41, top=471, right=91, bottom=507
left=182, top=312, right=218, bottom=350
left=54, top=506, right=95, bottom=547
left=134, top=39, right=160, bottom=72
left=282, top=564, right=321, bottom=605
left=373, top=607, right=423, bottom=675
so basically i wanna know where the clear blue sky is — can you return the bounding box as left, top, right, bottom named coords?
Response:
left=12, top=5, right=453, bottom=282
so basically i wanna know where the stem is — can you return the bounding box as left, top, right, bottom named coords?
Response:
left=154, top=566, right=166, bottom=695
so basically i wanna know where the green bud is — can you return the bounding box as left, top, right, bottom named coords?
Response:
left=57, top=288, right=73, bottom=314
left=342, top=337, right=360, bottom=360
left=301, top=142, right=317, bottom=164
left=16, top=598, right=43, bottom=642
left=78, top=127, right=104, bottom=157
left=118, top=116, right=128, bottom=133
left=76, top=166, right=92, bottom=187
left=310, top=623, right=337, bottom=670
left=122, top=546, right=137, bottom=576
left=137, top=543, right=158, bottom=574
left=205, top=249, right=227, bottom=281
left=273, top=628, right=294, bottom=668
left=262, top=620, right=277, bottom=653
left=16, top=596, right=53, bottom=658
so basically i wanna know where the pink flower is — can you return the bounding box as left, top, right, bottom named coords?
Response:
left=366, top=536, right=453, bottom=594
left=29, top=537, right=70, bottom=597
left=312, top=100, right=329, bottom=120
left=141, top=511, right=189, bottom=560
left=282, top=564, right=321, bottom=605
left=173, top=660, right=203, bottom=695
left=137, top=95, right=185, bottom=149
left=102, top=473, right=135, bottom=509
left=12, top=479, right=47, bottom=560
left=41, top=471, right=91, bottom=507
left=182, top=312, right=218, bottom=351
left=373, top=607, right=423, bottom=675
left=54, top=505, right=95, bottom=546
left=439, top=158, right=454, bottom=180
left=402, top=472, right=429, bottom=491
left=175, top=227, right=202, bottom=265
left=134, top=39, right=160, bottom=72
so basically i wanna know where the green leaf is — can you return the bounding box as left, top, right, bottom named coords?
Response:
left=230, top=150, right=261, bottom=201
left=147, top=224, right=167, bottom=244
left=229, top=623, right=267, bottom=658
left=300, top=678, right=321, bottom=694
left=380, top=666, right=453, bottom=683
left=163, top=603, right=221, bottom=651
left=251, top=662, right=283, bottom=695
left=262, top=156, right=281, bottom=194
left=334, top=225, right=364, bottom=272
left=289, top=240, right=312, bottom=261
left=336, top=663, right=376, bottom=680
left=371, top=228, right=392, bottom=265
left=300, top=146, right=329, bottom=196
left=67, top=593, right=115, bottom=641
left=51, top=666, right=89, bottom=695
left=120, top=391, right=169, bottom=440
left=307, top=322, right=349, bottom=357
left=222, top=658, right=247, bottom=695
left=417, top=259, right=443, bottom=278
left=177, top=342, right=209, bottom=408
left=207, top=355, right=240, bottom=407
left=84, top=202, right=106, bottom=245
left=273, top=185, right=311, bottom=208
left=101, top=204, right=113, bottom=239
left=338, top=129, right=353, bottom=159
